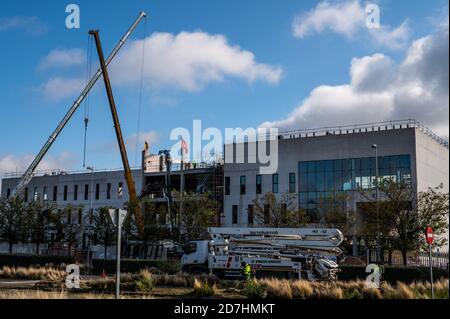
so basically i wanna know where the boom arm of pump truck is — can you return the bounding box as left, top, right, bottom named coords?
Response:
left=11, top=12, right=147, bottom=197
left=90, top=30, right=145, bottom=236
left=207, top=227, right=344, bottom=255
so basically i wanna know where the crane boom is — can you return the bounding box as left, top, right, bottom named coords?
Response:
left=12, top=11, right=147, bottom=197
left=89, top=30, right=145, bottom=236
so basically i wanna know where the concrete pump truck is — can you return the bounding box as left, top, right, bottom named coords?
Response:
left=181, top=227, right=344, bottom=280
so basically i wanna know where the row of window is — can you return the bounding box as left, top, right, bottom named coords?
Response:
left=225, top=173, right=296, bottom=196
left=7, top=182, right=125, bottom=202
left=231, top=203, right=288, bottom=225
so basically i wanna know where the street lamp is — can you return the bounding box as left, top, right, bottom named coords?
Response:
left=371, top=144, right=381, bottom=263
left=86, top=166, right=95, bottom=269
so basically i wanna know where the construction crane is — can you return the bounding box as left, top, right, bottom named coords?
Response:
left=89, top=30, right=145, bottom=236
left=11, top=11, right=147, bottom=197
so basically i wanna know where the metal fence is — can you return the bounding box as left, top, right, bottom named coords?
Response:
left=367, top=250, right=449, bottom=269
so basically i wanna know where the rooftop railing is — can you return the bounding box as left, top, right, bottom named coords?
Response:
left=278, top=119, right=449, bottom=149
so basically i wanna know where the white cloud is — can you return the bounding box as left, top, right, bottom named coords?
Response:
left=39, top=77, right=85, bottom=102
left=37, top=48, right=85, bottom=71
left=292, top=0, right=410, bottom=50
left=110, top=31, right=283, bottom=91
left=261, top=26, right=449, bottom=139
left=125, top=131, right=160, bottom=151
left=0, top=152, right=76, bottom=191
left=0, top=16, right=48, bottom=35
left=369, top=21, right=410, bottom=50
left=292, top=0, right=364, bottom=38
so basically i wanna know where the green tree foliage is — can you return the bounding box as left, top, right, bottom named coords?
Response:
left=0, top=197, right=27, bottom=253
left=25, top=200, right=57, bottom=255
left=54, top=204, right=83, bottom=256
left=91, top=206, right=116, bottom=259
left=252, top=192, right=309, bottom=227
left=359, top=179, right=449, bottom=265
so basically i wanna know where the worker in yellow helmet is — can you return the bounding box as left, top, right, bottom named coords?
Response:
left=241, top=261, right=253, bottom=281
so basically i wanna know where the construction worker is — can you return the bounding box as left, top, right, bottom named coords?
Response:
left=241, top=261, right=253, bottom=281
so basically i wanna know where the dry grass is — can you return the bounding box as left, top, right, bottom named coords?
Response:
left=0, top=289, right=154, bottom=299
left=0, top=266, right=66, bottom=281
left=290, top=280, right=313, bottom=298
left=192, top=278, right=217, bottom=297
left=260, top=278, right=293, bottom=299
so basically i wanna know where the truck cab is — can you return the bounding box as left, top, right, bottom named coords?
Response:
left=181, top=240, right=209, bottom=274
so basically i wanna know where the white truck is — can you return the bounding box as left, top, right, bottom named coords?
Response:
left=181, top=227, right=344, bottom=280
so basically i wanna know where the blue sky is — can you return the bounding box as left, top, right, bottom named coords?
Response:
left=0, top=0, right=448, bottom=176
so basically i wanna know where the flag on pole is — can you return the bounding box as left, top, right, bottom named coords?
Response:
left=181, top=138, right=188, bottom=156
left=144, top=141, right=149, bottom=153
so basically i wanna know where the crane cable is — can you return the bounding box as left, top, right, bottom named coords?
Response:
left=134, top=16, right=147, bottom=167
left=83, top=35, right=94, bottom=168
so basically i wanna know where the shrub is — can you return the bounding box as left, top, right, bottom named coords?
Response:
left=290, top=280, right=313, bottom=299
left=0, top=266, right=66, bottom=281
left=134, top=269, right=154, bottom=292
left=260, top=278, right=292, bottom=299
left=242, top=280, right=266, bottom=299
left=192, top=278, right=216, bottom=297
left=92, top=259, right=180, bottom=274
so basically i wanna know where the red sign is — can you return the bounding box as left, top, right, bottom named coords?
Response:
left=425, top=226, right=434, bottom=245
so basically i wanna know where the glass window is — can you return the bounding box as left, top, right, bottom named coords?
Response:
left=118, top=182, right=123, bottom=199
left=325, top=171, right=333, bottom=191
left=73, top=185, right=78, bottom=201
left=299, top=192, right=308, bottom=204
left=256, top=175, right=262, bottom=194
left=84, top=184, right=89, bottom=200
left=299, top=162, right=308, bottom=173
left=289, top=173, right=296, bottom=193
left=333, top=159, right=343, bottom=171
left=24, top=188, right=28, bottom=202
left=307, top=192, right=317, bottom=204
left=247, top=205, right=254, bottom=225
left=324, top=160, right=333, bottom=172
left=272, top=174, right=279, bottom=193
left=63, top=185, right=68, bottom=201
left=342, top=170, right=352, bottom=191
left=361, top=157, right=371, bottom=170
left=53, top=186, right=58, bottom=201
left=95, top=183, right=100, bottom=200
left=240, top=176, right=246, bottom=195
left=333, top=170, right=342, bottom=191
left=307, top=161, right=316, bottom=173
left=106, top=183, right=111, bottom=199
left=33, top=187, right=38, bottom=201
left=379, top=156, right=390, bottom=169
left=354, top=158, right=361, bottom=171
left=225, top=176, right=230, bottom=195
left=43, top=187, right=48, bottom=201
left=232, top=205, right=238, bottom=224
left=264, top=204, right=270, bottom=224
left=307, top=172, right=316, bottom=191
left=399, top=155, right=410, bottom=168
left=316, top=161, right=325, bottom=172
left=299, top=172, right=308, bottom=192
left=316, top=172, right=325, bottom=192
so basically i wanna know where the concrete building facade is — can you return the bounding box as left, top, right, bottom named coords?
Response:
left=222, top=120, right=449, bottom=237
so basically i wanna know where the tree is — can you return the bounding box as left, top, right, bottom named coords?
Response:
left=137, top=199, right=171, bottom=257
left=173, top=192, right=218, bottom=241
left=359, top=179, right=449, bottom=265
left=54, top=204, right=83, bottom=256
left=252, top=192, right=309, bottom=227
left=0, top=197, right=27, bottom=254
left=317, top=192, right=356, bottom=236
left=25, top=200, right=56, bottom=255
left=91, top=206, right=116, bottom=259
